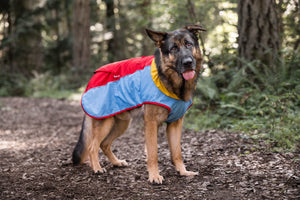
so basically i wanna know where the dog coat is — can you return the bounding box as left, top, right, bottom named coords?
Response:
left=81, top=56, right=193, bottom=123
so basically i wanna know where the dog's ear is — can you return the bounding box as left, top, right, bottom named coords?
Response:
left=145, top=29, right=167, bottom=47
left=184, top=25, right=206, bottom=35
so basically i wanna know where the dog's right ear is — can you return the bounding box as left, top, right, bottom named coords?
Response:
left=145, top=29, right=167, bottom=47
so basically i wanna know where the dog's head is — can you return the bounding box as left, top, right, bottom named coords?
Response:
left=145, top=25, right=206, bottom=81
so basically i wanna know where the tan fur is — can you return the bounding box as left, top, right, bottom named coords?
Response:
left=77, top=26, right=204, bottom=184
left=81, top=113, right=132, bottom=173
left=80, top=53, right=202, bottom=184
left=144, top=104, right=169, bottom=183
left=82, top=102, right=197, bottom=184
left=160, top=45, right=203, bottom=101
left=89, top=117, right=114, bottom=173
left=160, top=50, right=183, bottom=97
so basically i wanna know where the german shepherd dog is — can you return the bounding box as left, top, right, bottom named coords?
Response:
left=72, top=25, right=206, bottom=184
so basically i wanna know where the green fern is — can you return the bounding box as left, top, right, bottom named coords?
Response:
left=188, top=50, right=300, bottom=152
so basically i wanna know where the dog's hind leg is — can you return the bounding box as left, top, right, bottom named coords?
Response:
left=100, top=113, right=131, bottom=167
left=89, top=117, right=115, bottom=173
left=166, top=117, right=198, bottom=176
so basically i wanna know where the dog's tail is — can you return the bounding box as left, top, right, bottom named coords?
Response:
left=72, top=115, right=92, bottom=165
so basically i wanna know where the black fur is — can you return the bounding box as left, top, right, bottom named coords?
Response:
left=153, top=29, right=200, bottom=100
left=72, top=115, right=86, bottom=165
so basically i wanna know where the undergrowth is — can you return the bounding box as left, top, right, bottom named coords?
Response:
left=1, top=50, right=299, bottom=152
left=185, top=50, right=300, bottom=152
left=0, top=70, right=87, bottom=99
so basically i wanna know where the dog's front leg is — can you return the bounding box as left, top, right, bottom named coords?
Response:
left=144, top=104, right=168, bottom=184
left=166, top=117, right=198, bottom=176
left=145, top=120, right=163, bottom=184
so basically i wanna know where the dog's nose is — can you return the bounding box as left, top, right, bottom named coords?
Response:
left=183, top=57, right=193, bottom=66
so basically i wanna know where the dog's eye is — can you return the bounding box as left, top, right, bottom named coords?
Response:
left=186, top=42, right=193, bottom=47
left=170, top=46, right=178, bottom=52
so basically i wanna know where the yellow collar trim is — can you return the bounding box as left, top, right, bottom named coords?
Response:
left=151, top=59, right=180, bottom=100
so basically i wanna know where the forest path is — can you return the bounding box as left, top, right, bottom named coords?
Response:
left=0, top=97, right=299, bottom=199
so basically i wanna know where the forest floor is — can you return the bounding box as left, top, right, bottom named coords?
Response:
left=0, top=97, right=299, bottom=200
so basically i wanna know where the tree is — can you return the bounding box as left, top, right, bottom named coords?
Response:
left=238, top=0, right=280, bottom=69
left=139, top=0, right=153, bottom=56
left=44, top=0, right=72, bottom=74
left=3, top=0, right=43, bottom=77
left=276, top=0, right=300, bottom=51
left=72, top=0, right=90, bottom=74
left=104, top=0, right=116, bottom=62
left=104, top=0, right=129, bottom=62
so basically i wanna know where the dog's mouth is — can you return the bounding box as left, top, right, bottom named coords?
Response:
left=182, top=70, right=195, bottom=80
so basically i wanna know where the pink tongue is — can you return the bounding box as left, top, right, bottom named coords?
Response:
left=182, top=70, right=195, bottom=80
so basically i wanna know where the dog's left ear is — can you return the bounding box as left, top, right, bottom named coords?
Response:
left=184, top=25, right=206, bottom=35
left=145, top=28, right=167, bottom=47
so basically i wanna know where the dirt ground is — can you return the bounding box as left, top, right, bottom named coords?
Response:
left=0, top=97, right=299, bottom=199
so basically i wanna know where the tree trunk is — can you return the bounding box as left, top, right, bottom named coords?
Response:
left=9, top=0, right=43, bottom=77
left=104, top=0, right=116, bottom=62
left=186, top=0, right=207, bottom=63
left=238, top=0, right=280, bottom=68
left=139, top=0, right=153, bottom=56
left=72, top=0, right=90, bottom=73
left=116, top=0, right=130, bottom=59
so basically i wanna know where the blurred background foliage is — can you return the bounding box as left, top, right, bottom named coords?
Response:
left=0, top=0, right=299, bottom=151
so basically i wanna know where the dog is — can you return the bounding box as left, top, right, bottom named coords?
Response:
left=72, top=25, right=206, bottom=184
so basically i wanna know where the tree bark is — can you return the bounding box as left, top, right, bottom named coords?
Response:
left=140, top=0, right=153, bottom=56
left=8, top=0, right=43, bottom=76
left=104, top=0, right=128, bottom=61
left=72, top=0, right=90, bottom=73
left=238, top=0, right=280, bottom=68
left=186, top=0, right=207, bottom=64
left=104, top=0, right=116, bottom=62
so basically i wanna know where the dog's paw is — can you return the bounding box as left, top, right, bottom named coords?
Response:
left=113, top=160, right=128, bottom=167
left=148, top=174, right=164, bottom=184
left=93, top=167, right=107, bottom=174
left=179, top=170, right=198, bottom=176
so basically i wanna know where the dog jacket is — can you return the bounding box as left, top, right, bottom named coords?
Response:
left=81, top=56, right=193, bottom=123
